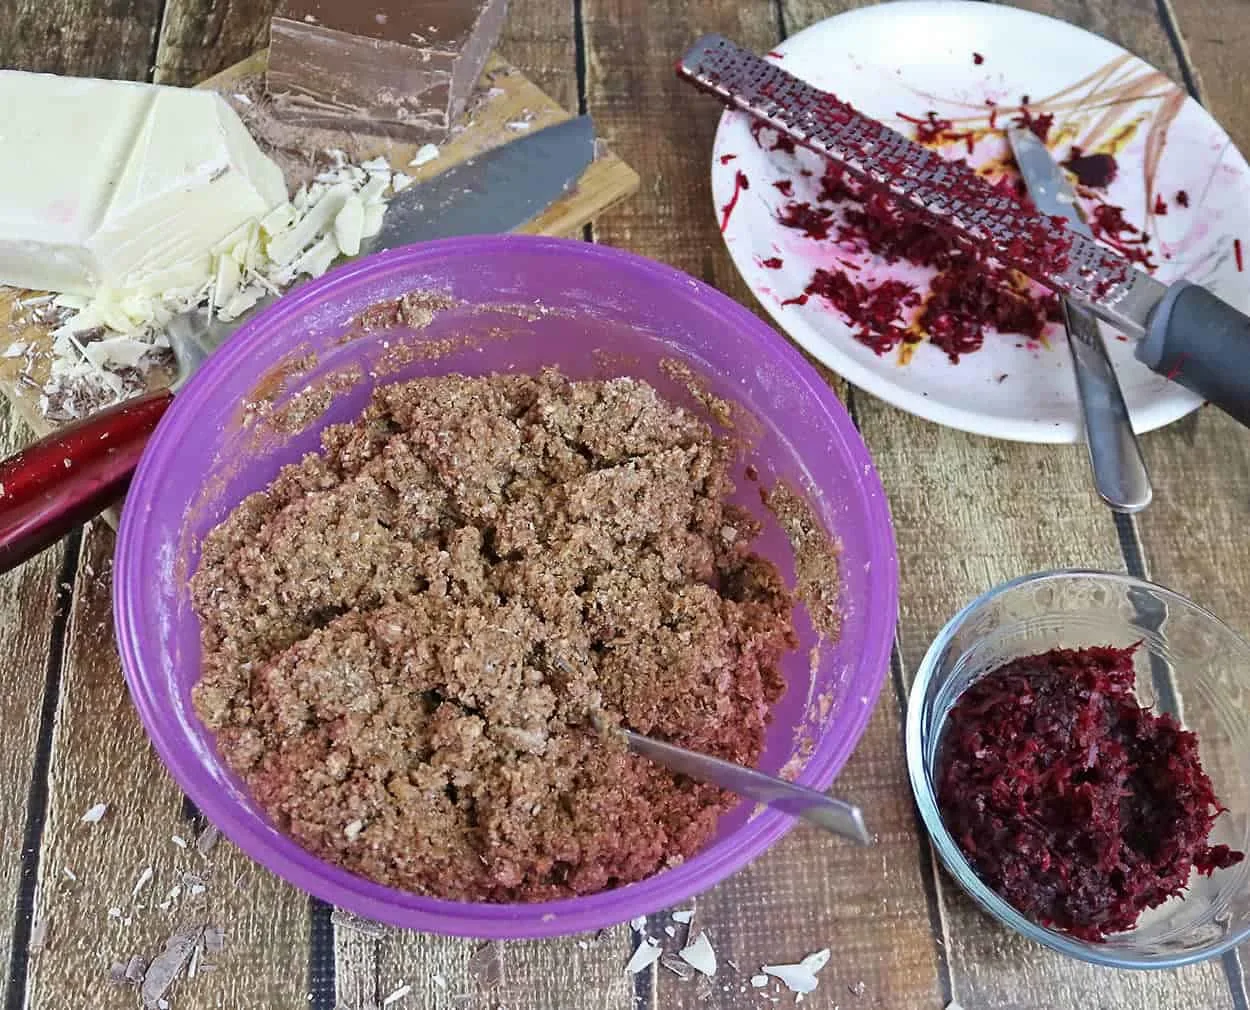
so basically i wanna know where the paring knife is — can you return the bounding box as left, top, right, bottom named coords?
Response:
left=0, top=115, right=597, bottom=573
left=1007, top=127, right=1152, bottom=513
left=678, top=35, right=1250, bottom=430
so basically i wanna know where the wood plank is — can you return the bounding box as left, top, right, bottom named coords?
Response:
left=1135, top=412, right=1250, bottom=642
left=581, top=2, right=944, bottom=1008
left=497, top=0, right=580, bottom=113
left=1129, top=0, right=1250, bottom=985
left=0, top=400, right=65, bottom=988
left=1162, top=0, right=1250, bottom=151
left=2, top=1, right=161, bottom=1002
left=154, top=0, right=276, bottom=86
left=23, top=525, right=312, bottom=1010
left=774, top=1, right=1238, bottom=1007
left=373, top=932, right=630, bottom=1010
left=0, top=0, right=163, bottom=79
left=1144, top=0, right=1250, bottom=647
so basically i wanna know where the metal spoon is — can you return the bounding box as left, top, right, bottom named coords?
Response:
left=596, top=717, right=871, bottom=846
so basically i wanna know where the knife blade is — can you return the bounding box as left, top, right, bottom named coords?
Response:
left=364, top=115, right=595, bottom=250
left=0, top=114, right=597, bottom=574
left=1007, top=127, right=1152, bottom=512
left=679, top=35, right=1250, bottom=428
left=170, top=114, right=596, bottom=371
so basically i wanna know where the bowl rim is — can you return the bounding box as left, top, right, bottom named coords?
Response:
left=906, top=567, right=1250, bottom=968
left=115, top=234, right=900, bottom=938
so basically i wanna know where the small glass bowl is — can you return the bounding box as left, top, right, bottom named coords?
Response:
left=906, top=569, right=1250, bottom=969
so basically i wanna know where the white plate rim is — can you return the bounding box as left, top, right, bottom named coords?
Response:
left=709, top=0, right=1243, bottom=443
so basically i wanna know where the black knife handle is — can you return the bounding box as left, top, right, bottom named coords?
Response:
left=1138, top=281, right=1250, bottom=429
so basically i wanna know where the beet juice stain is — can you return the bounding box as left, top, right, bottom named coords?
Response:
left=720, top=170, right=749, bottom=232
left=938, top=645, right=1244, bottom=941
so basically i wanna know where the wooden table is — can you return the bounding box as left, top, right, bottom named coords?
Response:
left=2, top=1, right=1248, bottom=1008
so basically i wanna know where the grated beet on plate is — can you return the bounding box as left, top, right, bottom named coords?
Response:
left=938, top=645, right=1244, bottom=941
left=755, top=98, right=1160, bottom=363
left=775, top=164, right=1061, bottom=360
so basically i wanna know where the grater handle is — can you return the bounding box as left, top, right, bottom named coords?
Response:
left=1138, top=281, right=1250, bottom=429
left=0, top=389, right=172, bottom=572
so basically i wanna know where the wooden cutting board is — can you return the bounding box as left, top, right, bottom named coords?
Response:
left=0, top=50, right=640, bottom=442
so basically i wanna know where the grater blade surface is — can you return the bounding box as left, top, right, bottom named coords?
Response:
left=677, top=34, right=1165, bottom=335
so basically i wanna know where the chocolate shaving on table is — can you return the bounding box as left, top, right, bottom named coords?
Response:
left=140, top=925, right=204, bottom=1009
left=195, top=823, right=221, bottom=857
left=330, top=907, right=390, bottom=938
left=468, top=941, right=505, bottom=990
left=203, top=925, right=226, bottom=957
left=660, top=953, right=696, bottom=980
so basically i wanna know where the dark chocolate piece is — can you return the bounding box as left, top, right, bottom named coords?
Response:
left=267, top=0, right=508, bottom=139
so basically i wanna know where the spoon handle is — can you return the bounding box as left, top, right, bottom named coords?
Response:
left=621, top=729, right=871, bottom=846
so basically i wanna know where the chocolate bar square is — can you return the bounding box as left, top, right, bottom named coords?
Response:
left=268, top=0, right=508, bottom=138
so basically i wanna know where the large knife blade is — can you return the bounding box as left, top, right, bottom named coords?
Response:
left=0, top=115, right=597, bottom=573
left=679, top=35, right=1250, bottom=428
left=172, top=114, right=595, bottom=368
left=1008, top=127, right=1151, bottom=512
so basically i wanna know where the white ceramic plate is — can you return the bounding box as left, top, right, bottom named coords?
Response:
left=712, top=0, right=1250, bottom=442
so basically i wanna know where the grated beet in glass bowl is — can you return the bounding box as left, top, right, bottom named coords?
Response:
left=908, top=571, right=1250, bottom=969
left=756, top=99, right=1163, bottom=363
left=937, top=644, right=1244, bottom=941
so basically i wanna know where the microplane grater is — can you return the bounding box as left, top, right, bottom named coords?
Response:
left=677, top=34, right=1169, bottom=338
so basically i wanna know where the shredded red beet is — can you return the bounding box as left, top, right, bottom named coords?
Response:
left=719, top=153, right=737, bottom=165
left=1154, top=193, right=1169, bottom=215
left=898, top=111, right=956, bottom=145
left=896, top=111, right=976, bottom=155
left=938, top=645, right=1244, bottom=942
left=1014, top=97, right=1054, bottom=143
left=1062, top=147, right=1118, bottom=189
left=973, top=52, right=985, bottom=65
left=773, top=179, right=794, bottom=196
left=778, top=163, right=1059, bottom=361
left=720, top=170, right=749, bottom=233
left=1088, top=201, right=1157, bottom=270
left=1176, top=190, right=1190, bottom=208
left=800, top=268, right=919, bottom=353
left=760, top=256, right=784, bottom=269
left=776, top=200, right=835, bottom=241
left=1237, top=238, right=1244, bottom=272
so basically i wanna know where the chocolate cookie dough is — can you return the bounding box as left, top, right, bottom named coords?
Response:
left=192, top=370, right=797, bottom=902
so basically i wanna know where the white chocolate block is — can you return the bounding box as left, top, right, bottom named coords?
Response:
left=0, top=71, right=286, bottom=297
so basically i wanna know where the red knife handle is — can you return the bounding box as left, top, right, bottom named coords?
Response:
left=0, top=389, right=174, bottom=573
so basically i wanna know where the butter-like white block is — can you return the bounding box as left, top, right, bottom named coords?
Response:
left=0, top=72, right=286, bottom=297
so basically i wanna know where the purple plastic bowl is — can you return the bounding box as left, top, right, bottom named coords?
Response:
left=114, top=235, right=898, bottom=939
